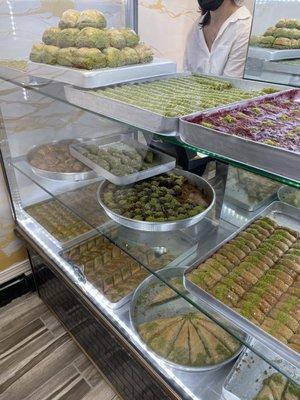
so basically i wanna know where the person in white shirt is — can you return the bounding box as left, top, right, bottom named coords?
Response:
left=184, top=0, right=252, bottom=77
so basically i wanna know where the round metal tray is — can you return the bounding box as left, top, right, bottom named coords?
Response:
left=26, top=139, right=97, bottom=182
left=97, top=169, right=216, bottom=232
left=130, top=266, right=243, bottom=372
left=278, top=186, right=300, bottom=209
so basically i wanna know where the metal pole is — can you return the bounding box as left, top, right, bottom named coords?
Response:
left=125, top=0, right=138, bottom=32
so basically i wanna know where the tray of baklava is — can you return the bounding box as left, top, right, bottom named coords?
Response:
left=56, top=182, right=108, bottom=227
left=69, top=134, right=176, bottom=185
left=184, top=201, right=300, bottom=367
left=25, top=183, right=107, bottom=247
left=26, top=139, right=96, bottom=181
left=130, top=266, right=243, bottom=371
left=60, top=228, right=195, bottom=309
left=179, top=89, right=300, bottom=182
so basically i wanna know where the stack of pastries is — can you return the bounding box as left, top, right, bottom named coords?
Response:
left=250, top=19, right=300, bottom=49
left=30, top=9, right=153, bottom=70
left=188, top=217, right=300, bottom=353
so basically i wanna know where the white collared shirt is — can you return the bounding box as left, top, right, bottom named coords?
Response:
left=184, top=6, right=252, bottom=78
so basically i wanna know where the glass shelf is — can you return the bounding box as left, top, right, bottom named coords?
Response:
left=7, top=149, right=300, bottom=386
left=0, top=67, right=299, bottom=188
left=1, top=0, right=299, bottom=395
left=159, top=136, right=300, bottom=189
left=1, top=64, right=299, bottom=394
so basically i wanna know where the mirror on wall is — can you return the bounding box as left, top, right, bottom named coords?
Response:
left=244, top=0, right=300, bottom=86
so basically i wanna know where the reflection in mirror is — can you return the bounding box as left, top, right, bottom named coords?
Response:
left=244, top=0, right=300, bottom=87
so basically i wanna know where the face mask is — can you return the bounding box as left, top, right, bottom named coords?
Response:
left=198, top=0, right=224, bottom=11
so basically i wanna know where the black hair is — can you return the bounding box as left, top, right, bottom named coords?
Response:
left=197, top=2, right=211, bottom=28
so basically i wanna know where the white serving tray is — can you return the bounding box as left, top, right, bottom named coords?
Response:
left=248, top=46, right=300, bottom=61
left=27, top=59, right=177, bottom=88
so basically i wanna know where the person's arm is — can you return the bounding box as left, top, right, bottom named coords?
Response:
left=183, top=26, right=195, bottom=72
left=223, top=20, right=252, bottom=78
left=183, top=42, right=190, bottom=72
left=184, top=18, right=202, bottom=72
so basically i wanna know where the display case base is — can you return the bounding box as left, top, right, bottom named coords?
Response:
left=26, top=244, right=180, bottom=400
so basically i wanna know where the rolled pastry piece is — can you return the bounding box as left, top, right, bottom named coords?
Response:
left=276, top=18, right=300, bottom=29
left=273, top=37, right=292, bottom=49
left=76, top=27, right=109, bottom=49
left=290, top=28, right=300, bottom=40
left=41, top=45, right=59, bottom=64
left=274, top=27, right=293, bottom=39
left=106, top=28, right=126, bottom=49
left=276, top=19, right=288, bottom=28
left=29, top=43, right=45, bottom=62
left=72, top=48, right=107, bottom=70
left=255, top=373, right=288, bottom=400
left=77, top=9, right=107, bottom=29
left=59, top=9, right=80, bottom=29
left=119, top=28, right=140, bottom=47
left=290, top=39, right=300, bottom=49
left=249, top=35, right=262, bottom=46
left=57, top=47, right=77, bottom=67
left=57, top=28, right=79, bottom=48
left=146, top=318, right=185, bottom=358
left=167, top=322, right=190, bottom=365
left=134, top=43, right=154, bottom=63
left=42, top=27, right=61, bottom=46
left=103, top=47, right=124, bottom=68
left=188, top=322, right=211, bottom=366
left=263, top=26, right=276, bottom=37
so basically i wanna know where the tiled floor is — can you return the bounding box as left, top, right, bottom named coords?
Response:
left=0, top=292, right=120, bottom=400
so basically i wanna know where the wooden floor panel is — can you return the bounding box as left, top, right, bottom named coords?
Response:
left=0, top=293, right=119, bottom=400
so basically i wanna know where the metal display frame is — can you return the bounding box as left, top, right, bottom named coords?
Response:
left=0, top=0, right=300, bottom=397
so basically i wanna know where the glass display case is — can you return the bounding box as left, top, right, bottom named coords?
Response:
left=0, top=1, right=299, bottom=399
left=245, top=0, right=300, bottom=86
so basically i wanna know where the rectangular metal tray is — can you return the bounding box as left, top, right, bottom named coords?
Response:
left=27, top=59, right=177, bottom=89
left=60, top=229, right=197, bottom=310
left=222, top=348, right=297, bottom=400
left=69, top=134, right=176, bottom=185
left=184, top=201, right=300, bottom=369
left=26, top=139, right=97, bottom=182
left=179, top=90, right=300, bottom=182
left=23, top=201, right=99, bottom=250
left=248, top=46, right=300, bottom=61
left=64, top=73, right=288, bottom=135
left=0, top=64, right=28, bottom=84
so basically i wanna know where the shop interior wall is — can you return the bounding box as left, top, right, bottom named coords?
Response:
left=0, top=0, right=125, bottom=273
